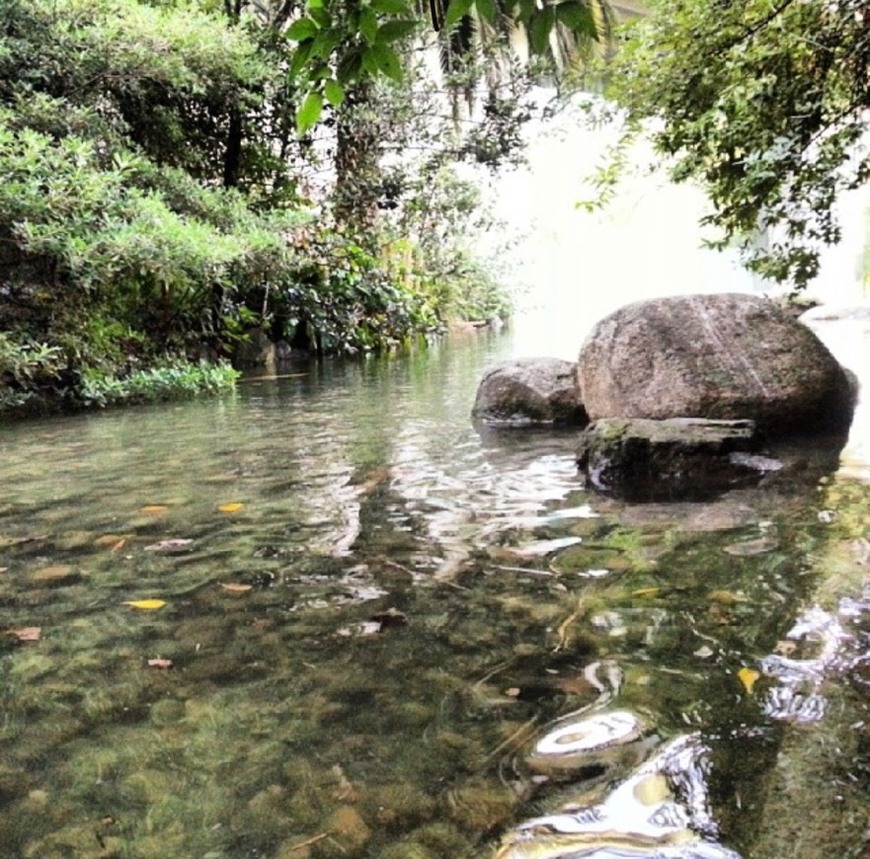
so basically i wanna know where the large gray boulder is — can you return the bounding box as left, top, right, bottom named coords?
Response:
left=578, top=293, right=854, bottom=436
left=472, top=358, right=587, bottom=426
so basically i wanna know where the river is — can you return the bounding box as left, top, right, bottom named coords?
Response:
left=0, top=302, right=868, bottom=858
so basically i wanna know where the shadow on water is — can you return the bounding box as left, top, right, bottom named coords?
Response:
left=0, top=329, right=867, bottom=859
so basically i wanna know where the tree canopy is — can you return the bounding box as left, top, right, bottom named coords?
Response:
left=611, top=0, right=870, bottom=289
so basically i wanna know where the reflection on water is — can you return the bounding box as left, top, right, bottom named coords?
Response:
left=0, top=330, right=868, bottom=859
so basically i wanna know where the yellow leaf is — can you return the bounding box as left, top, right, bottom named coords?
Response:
left=218, top=502, right=244, bottom=513
left=139, top=505, right=169, bottom=516
left=632, top=587, right=661, bottom=597
left=124, top=599, right=166, bottom=611
left=737, top=666, right=760, bottom=695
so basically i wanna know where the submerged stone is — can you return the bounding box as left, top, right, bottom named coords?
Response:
left=576, top=417, right=768, bottom=501
left=499, top=734, right=743, bottom=859
left=526, top=709, right=650, bottom=778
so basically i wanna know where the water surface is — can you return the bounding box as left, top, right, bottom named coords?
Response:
left=0, top=328, right=868, bottom=859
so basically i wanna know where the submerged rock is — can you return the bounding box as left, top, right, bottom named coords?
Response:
left=578, top=293, right=854, bottom=436
left=497, top=734, right=743, bottom=859
left=576, top=417, right=773, bottom=501
left=472, top=358, right=588, bottom=426
left=526, top=709, right=650, bottom=778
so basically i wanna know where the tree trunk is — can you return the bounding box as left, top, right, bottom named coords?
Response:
left=333, top=82, right=382, bottom=241
left=223, top=108, right=243, bottom=189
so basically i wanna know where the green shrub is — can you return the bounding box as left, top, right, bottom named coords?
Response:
left=79, top=360, right=240, bottom=409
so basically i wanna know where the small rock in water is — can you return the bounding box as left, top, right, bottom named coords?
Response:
left=144, top=538, right=194, bottom=554
left=723, top=536, right=779, bottom=556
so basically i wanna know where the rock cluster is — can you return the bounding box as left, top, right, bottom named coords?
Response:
left=472, top=294, right=856, bottom=499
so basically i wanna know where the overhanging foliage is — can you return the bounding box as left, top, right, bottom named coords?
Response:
left=611, top=0, right=870, bottom=289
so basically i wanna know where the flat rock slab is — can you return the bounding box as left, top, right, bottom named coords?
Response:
left=472, top=357, right=587, bottom=426
left=576, top=417, right=779, bottom=501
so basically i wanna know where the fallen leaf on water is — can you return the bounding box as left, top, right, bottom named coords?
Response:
left=124, top=599, right=166, bottom=611
left=144, top=539, right=194, bottom=554
left=220, top=582, right=253, bottom=593
left=10, top=627, right=41, bottom=641
left=737, top=666, right=760, bottom=695
left=0, top=566, right=8, bottom=573
left=28, top=564, right=75, bottom=583
left=709, top=589, right=746, bottom=605
left=0, top=534, right=48, bottom=549
left=139, top=505, right=169, bottom=515
left=111, top=538, right=127, bottom=552
left=633, top=587, right=661, bottom=597
left=504, top=687, right=521, bottom=698
left=218, top=502, right=244, bottom=513
left=147, top=658, right=174, bottom=669
left=94, top=534, right=126, bottom=547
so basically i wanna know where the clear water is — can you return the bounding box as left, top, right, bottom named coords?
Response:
left=0, top=329, right=868, bottom=859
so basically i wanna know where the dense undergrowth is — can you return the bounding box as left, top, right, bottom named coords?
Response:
left=0, top=0, right=519, bottom=416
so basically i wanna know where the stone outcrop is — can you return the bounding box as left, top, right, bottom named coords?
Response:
left=576, top=417, right=782, bottom=501
left=577, top=293, right=854, bottom=436
left=472, top=358, right=587, bottom=426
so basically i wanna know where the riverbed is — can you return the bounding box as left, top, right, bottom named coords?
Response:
left=0, top=317, right=867, bottom=859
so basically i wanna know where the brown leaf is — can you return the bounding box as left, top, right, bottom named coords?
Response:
left=111, top=538, right=127, bottom=552
left=147, top=658, right=174, bottom=669
left=139, top=505, right=170, bottom=516
left=94, top=534, right=126, bottom=547
left=11, top=627, right=41, bottom=642
left=220, top=582, right=253, bottom=593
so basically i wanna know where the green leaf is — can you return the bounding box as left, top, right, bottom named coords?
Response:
left=288, top=40, right=314, bottom=77
left=360, top=8, right=379, bottom=44
left=310, top=29, right=341, bottom=59
left=287, top=17, right=319, bottom=40
left=370, top=42, right=403, bottom=81
left=528, top=8, right=554, bottom=55
left=444, top=0, right=474, bottom=31
left=517, top=0, right=535, bottom=24
left=371, top=0, right=412, bottom=13
left=361, top=46, right=381, bottom=76
left=376, top=19, right=418, bottom=42
left=475, top=0, right=497, bottom=24
left=554, top=1, right=596, bottom=38
left=324, top=78, right=345, bottom=107
left=336, top=48, right=363, bottom=82
left=296, top=91, right=323, bottom=134
left=308, top=6, right=332, bottom=28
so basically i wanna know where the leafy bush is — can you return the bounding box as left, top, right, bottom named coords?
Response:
left=0, top=334, right=69, bottom=411
left=79, top=360, right=240, bottom=409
